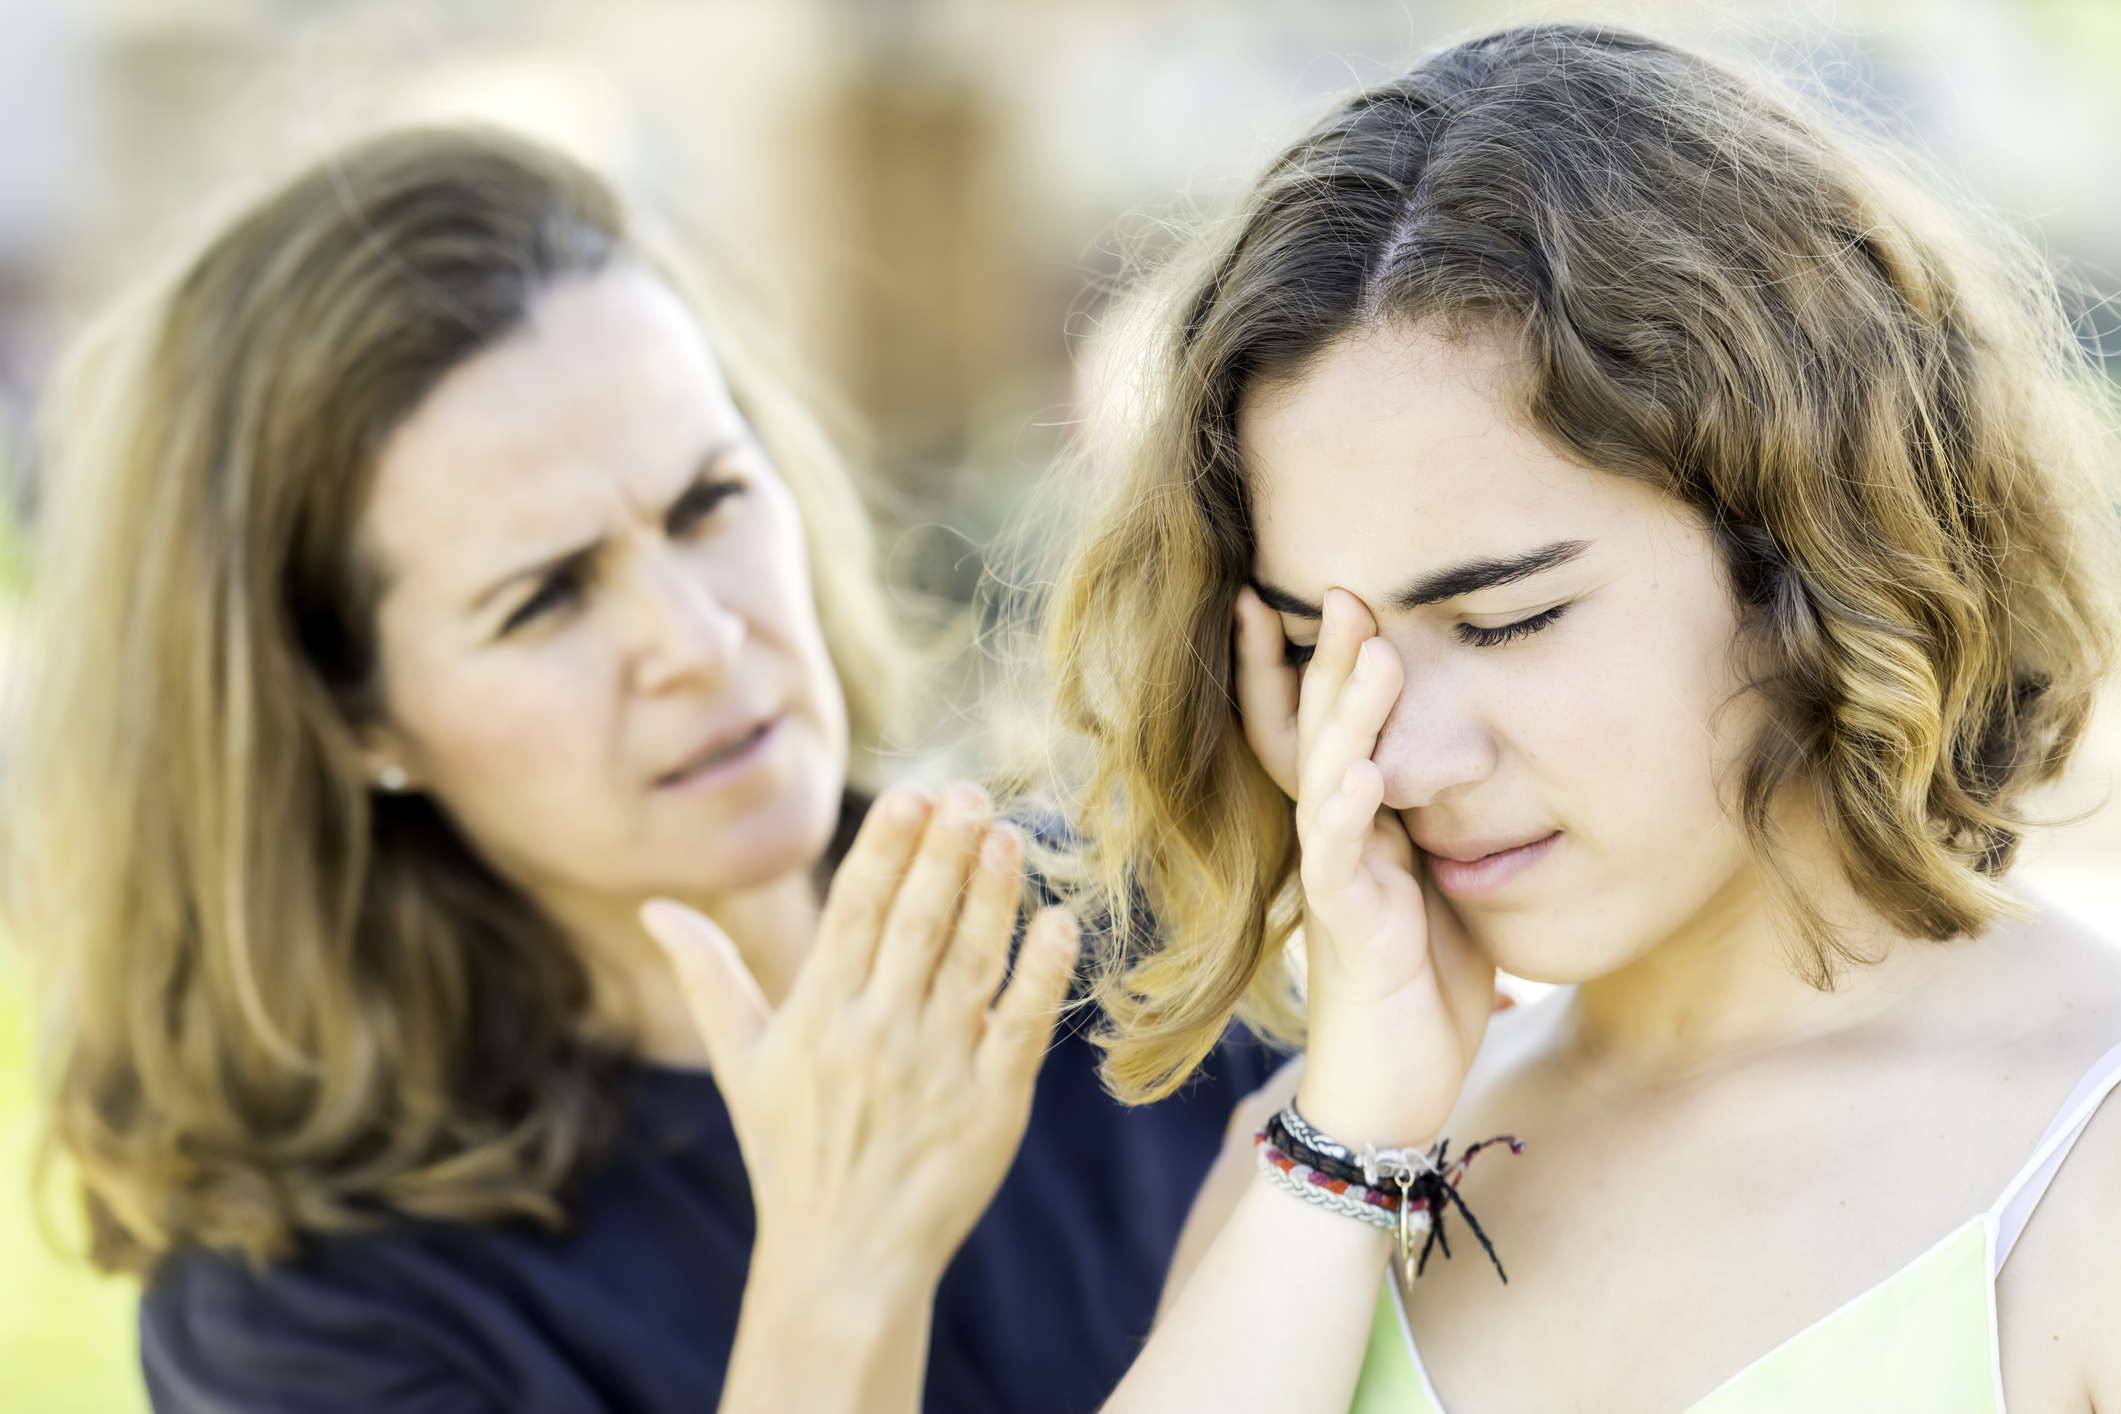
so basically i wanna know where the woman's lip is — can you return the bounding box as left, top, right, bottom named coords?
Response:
left=655, top=716, right=779, bottom=789
left=1421, top=831, right=1561, bottom=900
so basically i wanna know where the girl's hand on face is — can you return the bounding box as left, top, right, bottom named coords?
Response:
left=1234, top=586, right=1493, bottom=1150
left=640, top=783, right=1080, bottom=1299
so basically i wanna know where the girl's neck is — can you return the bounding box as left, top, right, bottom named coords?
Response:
left=540, top=867, right=822, bottom=1070
left=1567, top=859, right=1939, bottom=1082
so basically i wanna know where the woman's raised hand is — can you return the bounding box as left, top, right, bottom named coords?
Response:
left=639, top=783, right=1079, bottom=1412
left=1234, top=586, right=1492, bottom=1150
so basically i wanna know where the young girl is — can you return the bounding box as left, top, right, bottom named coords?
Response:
left=1049, top=24, right=2120, bottom=1413
left=5, top=128, right=1270, bottom=1414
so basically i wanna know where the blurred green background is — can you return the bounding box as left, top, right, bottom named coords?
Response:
left=0, top=944, right=146, bottom=1414
left=1, top=0, right=2116, bottom=1409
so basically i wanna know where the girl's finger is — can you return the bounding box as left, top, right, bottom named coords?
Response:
left=980, top=906, right=1082, bottom=1090
left=1233, top=585, right=1301, bottom=796
left=1293, top=589, right=1378, bottom=757
left=1296, top=635, right=1403, bottom=827
left=866, top=782, right=991, bottom=1002
left=1300, top=758, right=1387, bottom=906
left=641, top=899, right=771, bottom=1078
left=928, top=822, right=1024, bottom=1032
left=797, top=782, right=934, bottom=1006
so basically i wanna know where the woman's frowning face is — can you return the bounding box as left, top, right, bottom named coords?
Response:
left=1240, top=323, right=1766, bottom=982
left=359, top=266, right=849, bottom=915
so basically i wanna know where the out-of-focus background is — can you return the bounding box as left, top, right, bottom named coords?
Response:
left=0, top=0, right=2114, bottom=1408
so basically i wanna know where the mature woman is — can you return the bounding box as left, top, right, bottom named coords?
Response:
left=4, top=129, right=1272, bottom=1414
left=1048, top=25, right=2121, bottom=1413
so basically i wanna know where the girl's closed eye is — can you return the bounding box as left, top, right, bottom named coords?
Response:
left=1457, top=603, right=1570, bottom=649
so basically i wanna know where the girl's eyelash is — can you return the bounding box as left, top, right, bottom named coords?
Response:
left=1279, top=603, right=1570, bottom=664
left=1457, top=604, right=1569, bottom=648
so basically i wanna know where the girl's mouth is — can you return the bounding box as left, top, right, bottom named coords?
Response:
left=1421, top=831, right=1561, bottom=900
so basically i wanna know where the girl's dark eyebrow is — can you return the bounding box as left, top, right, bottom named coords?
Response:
left=1250, top=539, right=1592, bottom=620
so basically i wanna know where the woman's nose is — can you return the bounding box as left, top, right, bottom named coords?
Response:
left=1370, top=670, right=1498, bottom=811
left=627, top=552, right=744, bottom=694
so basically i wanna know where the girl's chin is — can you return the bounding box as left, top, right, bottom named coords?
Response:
left=1461, top=917, right=1627, bottom=989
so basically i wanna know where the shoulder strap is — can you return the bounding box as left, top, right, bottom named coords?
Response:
left=1990, top=1040, right=2121, bottom=1274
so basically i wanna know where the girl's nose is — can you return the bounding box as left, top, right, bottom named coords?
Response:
left=1370, top=670, right=1498, bottom=811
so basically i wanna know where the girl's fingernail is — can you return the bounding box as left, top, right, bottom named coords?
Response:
left=1342, top=763, right=1363, bottom=797
left=981, top=827, right=1018, bottom=873
left=1352, top=641, right=1372, bottom=681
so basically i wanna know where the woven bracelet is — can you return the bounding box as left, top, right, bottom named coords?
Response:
left=1253, top=1128, right=1408, bottom=1231
left=1256, top=1103, right=1525, bottom=1286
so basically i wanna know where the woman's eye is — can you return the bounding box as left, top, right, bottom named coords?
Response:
left=1457, top=604, right=1569, bottom=649
left=500, top=567, right=584, bottom=636
left=1283, top=638, right=1317, bottom=669
left=667, top=478, right=745, bottom=538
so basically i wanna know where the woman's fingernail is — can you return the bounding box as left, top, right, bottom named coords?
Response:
left=981, top=828, right=1018, bottom=874
left=945, top=783, right=993, bottom=834
left=1353, top=641, right=1372, bottom=681
left=1342, top=763, right=1363, bottom=797
left=889, top=785, right=930, bottom=826
left=639, top=899, right=691, bottom=952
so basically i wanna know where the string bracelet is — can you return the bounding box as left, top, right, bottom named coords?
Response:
left=1254, top=1128, right=1413, bottom=1232
left=1258, top=1102, right=1524, bottom=1286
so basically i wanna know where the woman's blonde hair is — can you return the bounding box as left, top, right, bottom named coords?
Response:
left=1046, top=24, right=2120, bottom=1101
left=4, top=127, right=906, bottom=1273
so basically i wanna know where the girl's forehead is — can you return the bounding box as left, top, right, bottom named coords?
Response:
left=1245, top=340, right=1601, bottom=566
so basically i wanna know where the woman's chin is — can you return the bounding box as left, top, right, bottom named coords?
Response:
left=656, top=776, right=845, bottom=896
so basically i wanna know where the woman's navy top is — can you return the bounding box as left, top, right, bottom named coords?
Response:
left=139, top=1013, right=1275, bottom=1414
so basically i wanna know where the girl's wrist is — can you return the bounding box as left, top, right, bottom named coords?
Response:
left=1296, top=1060, right=1449, bottom=1152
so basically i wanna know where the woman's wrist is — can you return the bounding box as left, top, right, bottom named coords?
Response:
left=723, top=1239, right=937, bottom=1414
left=747, top=1222, right=944, bottom=1314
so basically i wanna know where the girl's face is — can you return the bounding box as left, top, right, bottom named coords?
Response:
left=359, top=266, right=848, bottom=914
left=1241, top=324, right=1765, bottom=983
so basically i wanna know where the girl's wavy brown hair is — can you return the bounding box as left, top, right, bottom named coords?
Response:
left=4, top=128, right=906, bottom=1273
left=1045, top=24, right=2120, bottom=1101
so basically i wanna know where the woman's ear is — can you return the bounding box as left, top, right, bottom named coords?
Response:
left=355, top=722, right=422, bottom=794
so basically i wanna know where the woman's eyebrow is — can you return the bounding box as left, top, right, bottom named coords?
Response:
left=1249, top=539, right=1591, bottom=620
left=469, top=441, right=747, bottom=613
left=472, top=540, right=600, bottom=613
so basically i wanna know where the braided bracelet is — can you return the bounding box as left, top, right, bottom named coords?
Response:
left=1256, top=1103, right=1524, bottom=1285
left=1254, top=1128, right=1412, bottom=1231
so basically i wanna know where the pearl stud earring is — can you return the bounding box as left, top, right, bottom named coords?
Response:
left=376, top=764, right=409, bottom=792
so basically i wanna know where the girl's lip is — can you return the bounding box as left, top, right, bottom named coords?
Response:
left=655, top=715, right=780, bottom=790
left=1422, top=832, right=1561, bottom=899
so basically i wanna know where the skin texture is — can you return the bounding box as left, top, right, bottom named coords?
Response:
left=356, top=267, right=1080, bottom=1414
left=1107, top=324, right=2121, bottom=1414
left=362, top=267, right=850, bottom=1030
